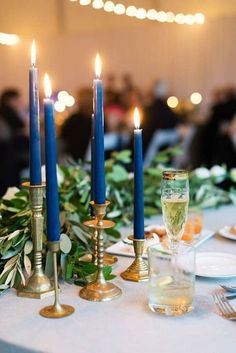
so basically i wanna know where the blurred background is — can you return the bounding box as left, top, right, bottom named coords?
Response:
left=0, top=0, right=236, bottom=195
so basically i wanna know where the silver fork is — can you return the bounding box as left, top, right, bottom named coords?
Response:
left=213, top=292, right=236, bottom=321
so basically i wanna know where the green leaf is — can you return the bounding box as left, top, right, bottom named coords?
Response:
left=107, top=210, right=122, bottom=218
left=60, top=233, right=72, bottom=254
left=108, top=165, right=128, bottom=183
left=63, top=202, right=78, bottom=213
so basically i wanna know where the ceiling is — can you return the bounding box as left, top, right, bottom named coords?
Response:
left=1, top=0, right=236, bottom=37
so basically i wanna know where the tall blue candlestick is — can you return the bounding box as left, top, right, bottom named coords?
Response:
left=133, top=127, right=144, bottom=239
left=93, top=68, right=106, bottom=205
left=91, top=113, right=95, bottom=202
left=29, top=43, right=42, bottom=185
left=44, top=92, right=60, bottom=242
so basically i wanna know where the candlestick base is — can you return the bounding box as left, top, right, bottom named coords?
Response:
left=17, top=271, right=54, bottom=299
left=80, top=281, right=121, bottom=302
left=104, top=253, right=118, bottom=266
left=120, top=237, right=149, bottom=282
left=79, top=201, right=122, bottom=302
left=40, top=242, right=75, bottom=319
left=40, top=304, right=75, bottom=319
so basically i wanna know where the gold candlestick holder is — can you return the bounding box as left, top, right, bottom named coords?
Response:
left=92, top=225, right=118, bottom=266
left=79, top=201, right=122, bottom=302
left=17, top=182, right=54, bottom=299
left=120, top=236, right=149, bottom=282
left=40, top=242, right=75, bottom=318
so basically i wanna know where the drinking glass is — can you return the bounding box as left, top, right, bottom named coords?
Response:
left=161, top=170, right=189, bottom=252
left=148, top=243, right=195, bottom=316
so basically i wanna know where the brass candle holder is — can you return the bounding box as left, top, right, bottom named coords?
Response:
left=120, top=236, right=149, bottom=282
left=40, top=241, right=75, bottom=318
left=17, top=182, right=54, bottom=299
left=79, top=201, right=122, bottom=302
left=92, top=226, right=118, bottom=266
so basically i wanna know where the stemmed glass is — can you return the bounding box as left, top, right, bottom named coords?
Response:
left=161, top=170, right=189, bottom=254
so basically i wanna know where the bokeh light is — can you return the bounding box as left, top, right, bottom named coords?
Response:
left=190, top=92, right=202, bottom=104
left=54, top=101, right=66, bottom=113
left=167, top=96, right=179, bottom=108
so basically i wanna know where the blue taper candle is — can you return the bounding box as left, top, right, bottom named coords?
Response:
left=29, top=40, right=42, bottom=185
left=43, top=74, right=60, bottom=242
left=93, top=54, right=106, bottom=204
left=91, top=113, right=95, bottom=202
left=133, top=108, right=144, bottom=239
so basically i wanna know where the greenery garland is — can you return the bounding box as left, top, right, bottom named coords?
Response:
left=0, top=147, right=236, bottom=294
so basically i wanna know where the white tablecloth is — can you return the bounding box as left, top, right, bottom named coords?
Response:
left=1, top=205, right=236, bottom=353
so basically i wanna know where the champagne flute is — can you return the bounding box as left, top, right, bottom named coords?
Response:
left=161, top=170, right=189, bottom=253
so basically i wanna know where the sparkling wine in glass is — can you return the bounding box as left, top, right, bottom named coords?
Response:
left=161, top=170, right=189, bottom=251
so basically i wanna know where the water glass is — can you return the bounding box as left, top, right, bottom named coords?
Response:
left=148, top=243, right=195, bottom=316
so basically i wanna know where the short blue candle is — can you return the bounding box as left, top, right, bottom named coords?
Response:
left=44, top=76, right=60, bottom=242
left=29, top=41, right=42, bottom=185
left=93, top=55, right=106, bottom=205
left=133, top=109, right=144, bottom=239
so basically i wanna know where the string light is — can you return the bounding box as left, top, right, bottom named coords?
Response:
left=92, top=0, right=104, bottom=9
left=126, top=5, right=136, bottom=17
left=146, top=9, right=158, bottom=21
left=73, top=1, right=205, bottom=25
left=114, top=3, right=126, bottom=15
left=104, top=1, right=115, bottom=12
left=0, top=32, right=20, bottom=45
left=78, top=0, right=91, bottom=4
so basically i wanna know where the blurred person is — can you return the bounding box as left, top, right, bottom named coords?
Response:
left=104, top=73, right=125, bottom=134
left=189, top=85, right=236, bottom=168
left=60, top=88, right=92, bottom=162
left=0, top=89, right=28, bottom=195
left=104, top=73, right=120, bottom=107
left=143, top=80, right=179, bottom=166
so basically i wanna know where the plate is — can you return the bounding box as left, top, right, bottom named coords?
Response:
left=106, top=229, right=214, bottom=260
left=196, top=252, right=236, bottom=278
left=218, top=226, right=236, bottom=241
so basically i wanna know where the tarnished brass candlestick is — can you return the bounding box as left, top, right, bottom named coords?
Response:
left=17, top=182, right=54, bottom=299
left=40, top=242, right=75, bottom=318
left=120, top=236, right=148, bottom=282
left=80, top=201, right=122, bottom=302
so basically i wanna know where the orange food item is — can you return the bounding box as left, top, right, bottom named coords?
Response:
left=182, top=220, right=194, bottom=242
left=194, top=218, right=203, bottom=234
left=145, top=226, right=167, bottom=239
left=182, top=232, right=194, bottom=242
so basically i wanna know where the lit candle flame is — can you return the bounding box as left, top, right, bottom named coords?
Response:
left=31, top=40, right=36, bottom=66
left=95, top=53, right=102, bottom=78
left=134, top=107, right=140, bottom=129
left=44, top=73, right=52, bottom=98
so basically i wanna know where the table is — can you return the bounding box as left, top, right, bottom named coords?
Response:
left=1, top=205, right=236, bottom=353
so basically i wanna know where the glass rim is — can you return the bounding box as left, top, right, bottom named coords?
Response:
left=162, top=170, right=189, bottom=180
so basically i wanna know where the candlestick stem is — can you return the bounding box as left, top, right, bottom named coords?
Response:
left=92, top=229, right=98, bottom=265
left=17, top=182, right=54, bottom=299
left=120, top=236, right=149, bottom=282
left=79, top=201, right=122, bottom=302
left=40, top=242, right=75, bottom=318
